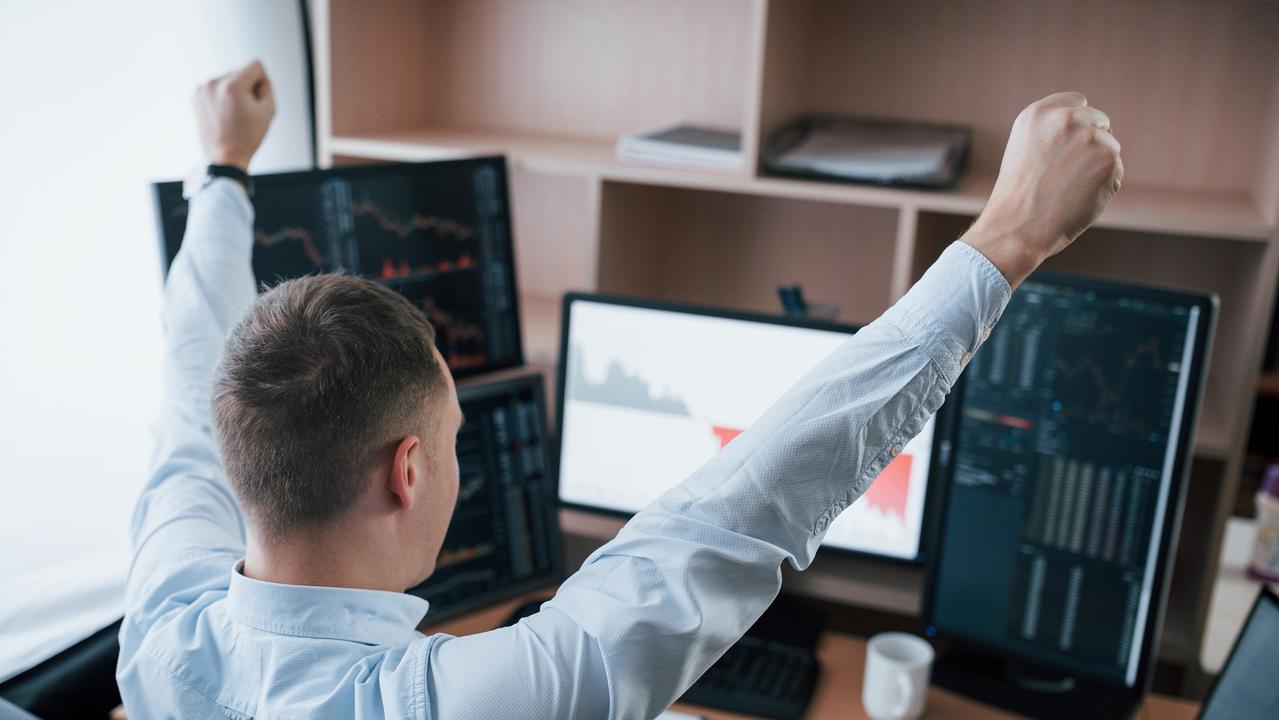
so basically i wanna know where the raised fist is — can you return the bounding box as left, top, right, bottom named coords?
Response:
left=193, top=59, right=276, bottom=172
left=966, top=92, right=1124, bottom=286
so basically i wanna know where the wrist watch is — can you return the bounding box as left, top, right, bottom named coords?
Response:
left=183, top=163, right=253, bottom=199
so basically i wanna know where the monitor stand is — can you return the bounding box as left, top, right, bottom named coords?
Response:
left=931, top=645, right=1139, bottom=720
left=1005, top=660, right=1076, bottom=694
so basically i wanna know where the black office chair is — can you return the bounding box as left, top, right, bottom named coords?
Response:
left=0, top=619, right=122, bottom=720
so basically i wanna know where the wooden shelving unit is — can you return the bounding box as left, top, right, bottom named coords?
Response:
left=311, top=0, right=1279, bottom=677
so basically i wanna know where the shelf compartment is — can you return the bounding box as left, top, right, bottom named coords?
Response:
left=757, top=0, right=1279, bottom=211
left=596, top=181, right=899, bottom=325
left=507, top=166, right=599, bottom=298
left=327, top=0, right=759, bottom=151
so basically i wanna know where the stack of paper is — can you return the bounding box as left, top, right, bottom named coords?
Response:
left=781, top=130, right=952, bottom=180
left=617, top=124, right=743, bottom=172
left=765, top=117, right=970, bottom=188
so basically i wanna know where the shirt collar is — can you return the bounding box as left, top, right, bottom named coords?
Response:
left=226, top=561, right=430, bottom=647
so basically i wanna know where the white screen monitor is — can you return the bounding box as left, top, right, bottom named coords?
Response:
left=555, top=294, right=952, bottom=563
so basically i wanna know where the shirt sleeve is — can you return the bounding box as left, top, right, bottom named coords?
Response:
left=119, top=179, right=257, bottom=651
left=419, top=241, right=1011, bottom=720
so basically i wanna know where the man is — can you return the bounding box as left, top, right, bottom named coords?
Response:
left=117, top=60, right=1121, bottom=718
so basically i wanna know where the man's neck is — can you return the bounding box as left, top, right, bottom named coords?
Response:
left=242, top=525, right=407, bottom=593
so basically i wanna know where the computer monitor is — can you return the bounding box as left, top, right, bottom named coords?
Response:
left=407, top=374, right=561, bottom=622
left=556, top=293, right=955, bottom=564
left=923, top=272, right=1216, bottom=718
left=152, top=157, right=523, bottom=377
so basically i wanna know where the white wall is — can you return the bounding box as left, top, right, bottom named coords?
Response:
left=0, top=0, right=313, bottom=681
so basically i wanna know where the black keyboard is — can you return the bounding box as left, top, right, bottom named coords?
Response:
left=502, top=595, right=822, bottom=720
left=679, top=632, right=819, bottom=720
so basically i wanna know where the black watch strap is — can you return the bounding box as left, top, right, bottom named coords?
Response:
left=208, top=164, right=253, bottom=196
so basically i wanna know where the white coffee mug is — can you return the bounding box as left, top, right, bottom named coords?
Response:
left=862, top=632, right=934, bottom=720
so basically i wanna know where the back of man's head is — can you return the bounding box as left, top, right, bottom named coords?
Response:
left=212, top=274, right=448, bottom=539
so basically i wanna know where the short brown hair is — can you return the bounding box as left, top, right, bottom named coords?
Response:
left=212, top=274, right=448, bottom=538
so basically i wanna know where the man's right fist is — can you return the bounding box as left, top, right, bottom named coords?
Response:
left=964, top=92, right=1124, bottom=288
left=194, top=60, right=277, bottom=172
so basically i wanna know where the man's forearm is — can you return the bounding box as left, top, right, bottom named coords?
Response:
left=144, top=177, right=256, bottom=503
left=162, top=178, right=257, bottom=392
left=140, top=177, right=256, bottom=518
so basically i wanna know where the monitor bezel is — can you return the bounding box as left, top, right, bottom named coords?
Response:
left=408, top=372, right=564, bottom=624
left=921, top=269, right=1218, bottom=696
left=151, top=156, right=524, bottom=379
left=554, top=290, right=959, bottom=567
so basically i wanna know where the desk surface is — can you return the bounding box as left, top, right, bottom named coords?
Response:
left=424, top=590, right=1201, bottom=720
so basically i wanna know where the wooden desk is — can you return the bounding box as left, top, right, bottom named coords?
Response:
left=424, top=590, right=1201, bottom=720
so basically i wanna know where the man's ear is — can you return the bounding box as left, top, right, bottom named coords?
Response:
left=388, top=435, right=421, bottom=511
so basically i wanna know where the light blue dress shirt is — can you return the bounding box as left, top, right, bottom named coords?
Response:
left=116, top=178, right=1011, bottom=719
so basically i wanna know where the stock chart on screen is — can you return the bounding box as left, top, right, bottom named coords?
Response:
left=557, top=296, right=942, bottom=562
left=153, top=158, right=522, bottom=377
left=928, top=274, right=1213, bottom=686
